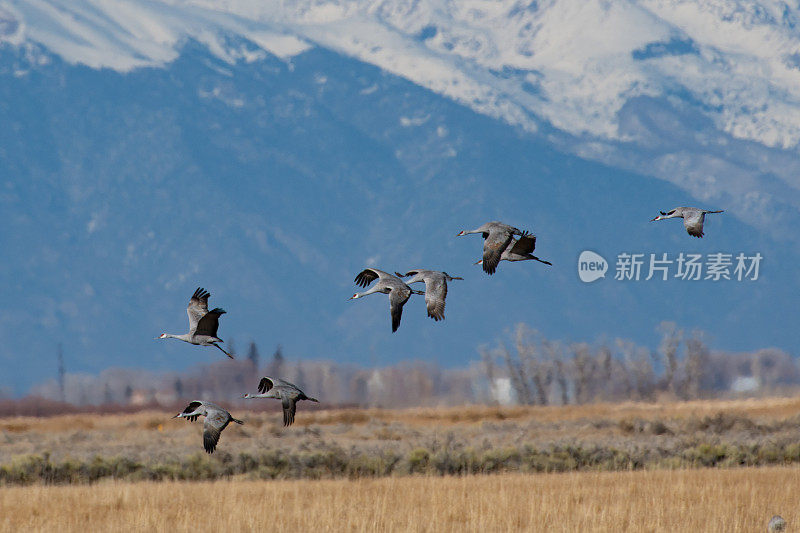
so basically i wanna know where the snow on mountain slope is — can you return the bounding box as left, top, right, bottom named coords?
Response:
left=5, top=0, right=800, bottom=146
left=3, top=0, right=800, bottom=236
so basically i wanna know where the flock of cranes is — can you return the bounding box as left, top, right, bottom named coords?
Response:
left=159, top=209, right=723, bottom=453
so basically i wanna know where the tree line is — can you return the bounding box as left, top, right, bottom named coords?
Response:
left=12, top=322, right=799, bottom=413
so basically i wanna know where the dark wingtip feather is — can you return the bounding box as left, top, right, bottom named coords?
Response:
left=258, top=377, right=274, bottom=394
left=427, top=310, right=444, bottom=321
left=192, top=287, right=210, bottom=300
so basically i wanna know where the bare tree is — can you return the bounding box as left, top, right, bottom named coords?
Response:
left=515, top=324, right=551, bottom=405
left=247, top=341, right=260, bottom=372
left=571, top=343, right=595, bottom=404
left=539, top=340, right=569, bottom=405
left=267, top=345, right=285, bottom=378
left=57, top=343, right=65, bottom=403
left=501, top=344, right=534, bottom=405
left=658, top=322, right=683, bottom=396
left=616, top=339, right=655, bottom=401
left=685, top=331, right=711, bottom=399
left=596, top=345, right=613, bottom=401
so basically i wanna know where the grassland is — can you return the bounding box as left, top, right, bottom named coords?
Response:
left=1, top=468, right=797, bottom=532
left=2, top=398, right=799, bottom=531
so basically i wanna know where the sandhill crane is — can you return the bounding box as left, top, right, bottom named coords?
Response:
left=157, top=287, right=233, bottom=358
left=651, top=207, right=724, bottom=238
left=242, top=377, right=319, bottom=426
left=456, top=221, right=523, bottom=275
left=474, top=231, right=552, bottom=268
left=172, top=400, right=243, bottom=454
left=349, top=268, right=424, bottom=332
left=394, top=270, right=462, bottom=321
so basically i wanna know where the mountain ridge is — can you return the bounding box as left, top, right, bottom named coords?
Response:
left=0, top=2, right=798, bottom=395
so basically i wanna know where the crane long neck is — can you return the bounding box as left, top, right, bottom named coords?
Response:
left=173, top=408, right=203, bottom=418
left=243, top=392, right=275, bottom=399
left=357, top=285, right=382, bottom=298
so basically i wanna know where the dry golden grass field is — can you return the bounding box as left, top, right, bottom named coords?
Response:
left=1, top=468, right=797, bottom=532
left=2, top=397, right=800, bottom=530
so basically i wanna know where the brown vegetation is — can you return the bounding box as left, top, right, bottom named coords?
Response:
left=2, top=397, right=800, bottom=484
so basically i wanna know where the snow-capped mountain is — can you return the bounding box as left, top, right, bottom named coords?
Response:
left=4, top=0, right=800, bottom=230
left=1, top=0, right=798, bottom=394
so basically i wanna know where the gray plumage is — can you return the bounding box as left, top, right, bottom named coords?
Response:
left=768, top=515, right=787, bottom=532
left=172, top=400, right=243, bottom=453
left=157, top=287, right=232, bottom=358
left=242, top=376, right=319, bottom=426
left=349, top=268, right=423, bottom=332
left=457, top=221, right=523, bottom=275
left=651, top=207, right=724, bottom=238
left=394, top=269, right=463, bottom=321
left=474, top=231, right=551, bottom=267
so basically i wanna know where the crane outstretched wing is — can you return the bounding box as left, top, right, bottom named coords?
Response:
left=195, top=308, right=225, bottom=337
left=282, top=396, right=297, bottom=426
left=258, top=377, right=275, bottom=394
left=179, top=401, right=204, bottom=422
left=187, top=287, right=210, bottom=332
left=424, top=276, right=447, bottom=321
left=389, top=287, right=411, bottom=332
left=482, top=229, right=514, bottom=275
left=508, top=231, right=536, bottom=255
left=354, top=268, right=393, bottom=288
left=258, top=376, right=299, bottom=393
left=202, top=410, right=230, bottom=454
left=683, top=212, right=705, bottom=238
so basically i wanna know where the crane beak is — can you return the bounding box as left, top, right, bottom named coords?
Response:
left=651, top=216, right=661, bottom=221
left=171, top=413, right=181, bottom=419
left=456, top=231, right=466, bottom=236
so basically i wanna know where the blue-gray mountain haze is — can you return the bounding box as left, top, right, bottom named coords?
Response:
left=1, top=1, right=798, bottom=394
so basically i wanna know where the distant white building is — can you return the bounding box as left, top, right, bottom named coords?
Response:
left=731, top=376, right=759, bottom=393
left=490, top=377, right=514, bottom=405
